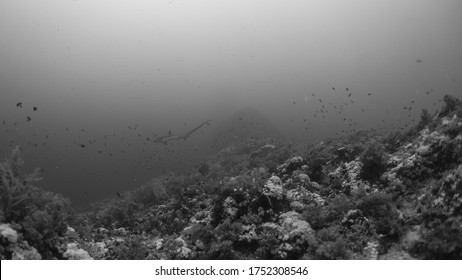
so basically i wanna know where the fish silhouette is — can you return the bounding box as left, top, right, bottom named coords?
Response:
left=153, top=120, right=211, bottom=145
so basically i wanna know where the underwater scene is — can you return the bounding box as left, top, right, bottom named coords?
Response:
left=1, top=0, right=462, bottom=259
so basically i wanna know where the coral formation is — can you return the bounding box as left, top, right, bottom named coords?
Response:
left=0, top=223, right=18, bottom=243
left=63, top=243, right=93, bottom=260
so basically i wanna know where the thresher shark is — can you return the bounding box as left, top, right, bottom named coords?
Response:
left=153, top=120, right=211, bottom=145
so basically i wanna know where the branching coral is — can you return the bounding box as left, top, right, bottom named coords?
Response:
left=0, top=146, right=73, bottom=259
left=0, top=146, right=43, bottom=222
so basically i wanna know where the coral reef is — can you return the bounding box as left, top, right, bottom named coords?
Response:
left=1, top=95, right=462, bottom=259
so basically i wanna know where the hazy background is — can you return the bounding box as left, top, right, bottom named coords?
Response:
left=1, top=0, right=461, bottom=207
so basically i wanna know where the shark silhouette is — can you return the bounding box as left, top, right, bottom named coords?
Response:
left=153, top=120, right=211, bottom=145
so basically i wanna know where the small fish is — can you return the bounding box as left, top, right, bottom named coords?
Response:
left=368, top=93, right=371, bottom=96
left=346, top=88, right=349, bottom=91
left=26, top=116, right=32, bottom=122
left=348, top=93, right=352, bottom=97
left=80, top=144, right=85, bottom=148
left=16, top=102, right=23, bottom=108
left=33, top=106, right=38, bottom=111
left=332, top=87, right=336, bottom=91
left=416, top=59, right=423, bottom=63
